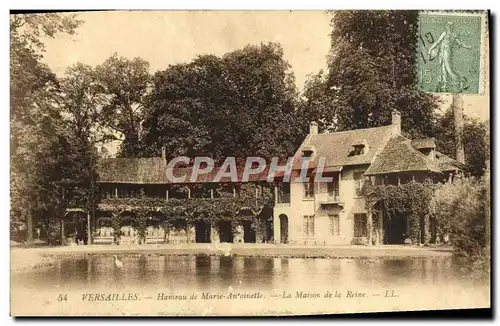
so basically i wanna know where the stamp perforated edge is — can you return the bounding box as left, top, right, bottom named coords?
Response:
left=417, top=10, right=488, bottom=95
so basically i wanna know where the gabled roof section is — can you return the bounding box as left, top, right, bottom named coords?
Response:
left=364, top=135, right=442, bottom=176
left=98, top=157, right=169, bottom=184
left=412, top=138, right=436, bottom=149
left=295, top=125, right=395, bottom=168
left=435, top=151, right=467, bottom=172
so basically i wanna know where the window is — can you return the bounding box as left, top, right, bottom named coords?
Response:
left=348, top=145, right=365, bottom=156
left=387, top=174, right=399, bottom=185
left=354, top=214, right=368, bottom=238
left=353, top=172, right=364, bottom=196
left=303, top=181, right=315, bottom=198
left=327, top=180, right=339, bottom=197
left=303, top=215, right=315, bottom=237
left=302, top=150, right=314, bottom=157
left=277, top=183, right=291, bottom=204
left=329, top=214, right=340, bottom=236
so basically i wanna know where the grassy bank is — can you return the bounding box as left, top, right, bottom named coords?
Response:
left=11, top=244, right=453, bottom=273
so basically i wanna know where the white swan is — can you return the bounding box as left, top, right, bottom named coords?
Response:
left=113, top=255, right=123, bottom=268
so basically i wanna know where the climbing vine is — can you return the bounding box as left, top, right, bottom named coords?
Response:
left=363, top=180, right=436, bottom=244
left=95, top=189, right=274, bottom=242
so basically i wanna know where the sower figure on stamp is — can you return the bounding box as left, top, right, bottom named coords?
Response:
left=428, top=21, right=472, bottom=92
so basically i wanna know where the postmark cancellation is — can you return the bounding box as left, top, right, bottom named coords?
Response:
left=417, top=11, right=488, bottom=94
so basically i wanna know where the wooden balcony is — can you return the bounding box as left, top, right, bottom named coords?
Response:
left=275, top=193, right=290, bottom=206
left=316, top=192, right=344, bottom=206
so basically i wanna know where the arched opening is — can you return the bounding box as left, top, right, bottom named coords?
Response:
left=258, top=207, right=274, bottom=243
left=64, top=210, right=88, bottom=245
left=242, top=220, right=256, bottom=243
left=118, top=211, right=137, bottom=245
left=279, top=214, right=289, bottom=244
left=383, top=212, right=408, bottom=244
left=167, top=218, right=189, bottom=244
left=195, top=220, right=211, bottom=243
left=217, top=220, right=234, bottom=243
left=94, top=211, right=114, bottom=245
left=145, top=211, right=165, bottom=244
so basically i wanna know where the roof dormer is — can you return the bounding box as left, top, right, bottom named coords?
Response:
left=300, top=145, right=316, bottom=159
left=412, top=138, right=436, bottom=160
left=348, top=139, right=369, bottom=157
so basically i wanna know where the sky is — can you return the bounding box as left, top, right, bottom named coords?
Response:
left=42, top=11, right=332, bottom=91
left=41, top=10, right=489, bottom=121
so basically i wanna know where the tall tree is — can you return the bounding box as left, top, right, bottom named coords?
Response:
left=222, top=43, right=302, bottom=161
left=433, top=107, right=489, bottom=177
left=299, top=70, right=337, bottom=132
left=58, top=63, right=109, bottom=225
left=59, top=63, right=105, bottom=142
left=142, top=43, right=302, bottom=164
left=10, top=13, right=83, bottom=243
left=95, top=53, right=151, bottom=157
left=303, top=10, right=440, bottom=138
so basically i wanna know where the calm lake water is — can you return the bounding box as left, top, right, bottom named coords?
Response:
left=11, top=255, right=490, bottom=315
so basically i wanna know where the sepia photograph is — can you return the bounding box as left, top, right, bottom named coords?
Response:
left=9, top=9, right=491, bottom=316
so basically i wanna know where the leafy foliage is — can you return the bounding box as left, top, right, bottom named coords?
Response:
left=95, top=53, right=151, bottom=157
left=141, top=43, right=303, bottom=164
left=10, top=13, right=81, bottom=56
left=10, top=13, right=84, bottom=243
left=433, top=107, right=489, bottom=177
left=301, top=11, right=440, bottom=138
left=430, top=174, right=490, bottom=257
left=298, top=70, right=337, bottom=132
left=97, top=185, right=274, bottom=242
left=363, top=180, right=436, bottom=243
left=429, top=172, right=490, bottom=278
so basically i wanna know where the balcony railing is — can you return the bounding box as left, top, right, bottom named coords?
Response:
left=276, top=193, right=291, bottom=205
left=316, top=192, right=343, bottom=205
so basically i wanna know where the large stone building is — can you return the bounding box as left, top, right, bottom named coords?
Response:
left=63, top=110, right=464, bottom=246
left=274, top=110, right=464, bottom=245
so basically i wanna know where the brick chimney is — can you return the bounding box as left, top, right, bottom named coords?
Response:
left=161, top=146, right=166, bottom=161
left=392, top=109, right=401, bottom=135
left=309, top=121, right=318, bottom=135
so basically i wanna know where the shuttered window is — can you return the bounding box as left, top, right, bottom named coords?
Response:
left=303, top=215, right=315, bottom=237
left=303, top=181, right=314, bottom=198
left=329, top=214, right=340, bottom=236
left=354, top=214, right=368, bottom=237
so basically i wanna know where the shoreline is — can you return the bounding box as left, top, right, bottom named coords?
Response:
left=11, top=244, right=453, bottom=273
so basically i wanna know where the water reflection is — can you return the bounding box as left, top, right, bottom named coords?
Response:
left=12, top=254, right=486, bottom=294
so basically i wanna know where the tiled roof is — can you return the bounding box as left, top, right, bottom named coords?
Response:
left=98, top=158, right=169, bottom=184
left=411, top=138, right=436, bottom=149
left=97, top=158, right=298, bottom=184
left=296, top=125, right=395, bottom=169
left=435, top=151, right=467, bottom=172
left=364, top=135, right=442, bottom=175
left=97, top=122, right=465, bottom=184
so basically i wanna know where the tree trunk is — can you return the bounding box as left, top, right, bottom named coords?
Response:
left=87, top=212, right=91, bottom=245
left=423, top=215, right=431, bottom=245
left=60, top=218, right=65, bottom=246
left=452, top=94, right=465, bottom=164
left=26, top=210, right=33, bottom=245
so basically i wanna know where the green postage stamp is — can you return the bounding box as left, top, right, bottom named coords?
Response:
left=417, top=11, right=487, bottom=94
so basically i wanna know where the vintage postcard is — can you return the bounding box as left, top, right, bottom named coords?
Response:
left=10, top=10, right=491, bottom=316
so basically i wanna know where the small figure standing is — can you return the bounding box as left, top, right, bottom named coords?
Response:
left=428, top=21, right=472, bottom=92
